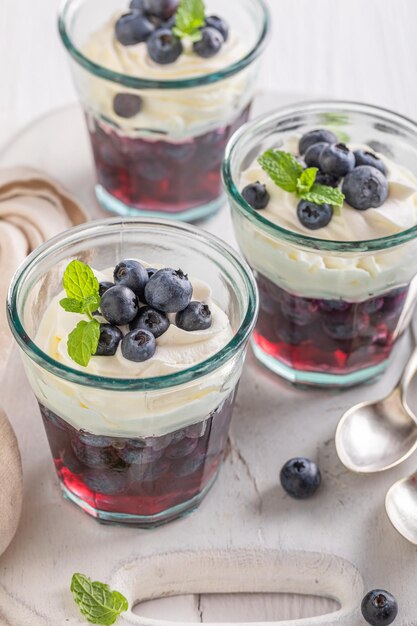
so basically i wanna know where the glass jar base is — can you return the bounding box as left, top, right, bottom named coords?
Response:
left=96, top=185, right=225, bottom=222
left=251, top=339, right=390, bottom=388
left=61, top=469, right=219, bottom=529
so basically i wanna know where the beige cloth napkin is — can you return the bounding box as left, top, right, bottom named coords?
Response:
left=0, top=166, right=88, bottom=558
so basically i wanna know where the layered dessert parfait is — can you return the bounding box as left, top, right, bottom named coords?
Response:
left=7, top=220, right=257, bottom=526
left=224, top=102, right=417, bottom=387
left=59, top=0, right=270, bottom=219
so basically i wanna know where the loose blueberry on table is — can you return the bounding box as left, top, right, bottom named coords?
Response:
left=280, top=458, right=322, bottom=499
left=361, top=590, right=398, bottom=626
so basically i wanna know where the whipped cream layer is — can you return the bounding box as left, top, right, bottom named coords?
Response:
left=79, top=15, right=255, bottom=138
left=28, top=263, right=240, bottom=438
left=236, top=139, right=417, bottom=301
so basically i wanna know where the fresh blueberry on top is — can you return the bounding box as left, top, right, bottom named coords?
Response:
left=193, top=27, right=224, bottom=58
left=176, top=302, right=212, bottom=331
left=130, top=0, right=145, bottom=11
left=280, top=458, right=321, bottom=500
left=354, top=149, right=388, bottom=175
left=319, top=143, right=355, bottom=177
left=205, top=15, right=229, bottom=41
left=130, top=306, right=170, bottom=338
left=115, top=12, right=155, bottom=46
left=147, top=28, right=183, bottom=64
left=342, top=165, right=389, bottom=210
left=143, top=0, right=179, bottom=19
left=297, top=200, right=333, bottom=230
left=121, top=329, right=156, bottom=362
left=113, top=93, right=143, bottom=118
left=95, top=324, right=123, bottom=357
left=304, top=142, right=328, bottom=168
left=100, top=285, right=139, bottom=325
left=299, top=129, right=338, bottom=155
left=114, top=259, right=148, bottom=300
left=242, top=182, right=270, bottom=210
left=99, top=281, right=114, bottom=298
left=361, top=590, right=398, bottom=626
left=145, top=268, right=193, bottom=313
left=315, top=171, right=341, bottom=188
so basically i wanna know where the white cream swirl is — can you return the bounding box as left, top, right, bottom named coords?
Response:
left=235, top=139, right=417, bottom=301
left=78, top=15, right=255, bottom=138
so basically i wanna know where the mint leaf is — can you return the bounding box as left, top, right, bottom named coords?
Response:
left=67, top=320, right=100, bottom=367
left=71, top=573, right=128, bottom=625
left=60, top=298, right=85, bottom=314
left=83, top=293, right=101, bottom=314
left=258, top=150, right=303, bottom=193
left=296, top=167, right=318, bottom=195
left=173, top=0, right=205, bottom=39
left=301, top=183, right=345, bottom=209
left=63, top=260, right=99, bottom=301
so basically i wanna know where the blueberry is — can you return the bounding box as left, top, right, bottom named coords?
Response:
left=78, top=432, right=114, bottom=448
left=114, top=259, right=148, bottom=300
left=193, top=27, right=224, bottom=58
left=147, top=28, right=183, bottom=64
left=83, top=468, right=128, bottom=495
left=147, top=268, right=157, bottom=279
left=143, top=0, right=179, bottom=19
left=342, top=165, right=389, bottom=210
left=113, top=93, right=143, bottom=118
left=130, top=459, right=170, bottom=482
left=319, top=143, right=355, bottom=177
left=165, top=437, right=199, bottom=459
left=99, top=281, right=114, bottom=298
left=145, top=268, right=192, bottom=313
left=71, top=438, right=118, bottom=469
left=360, top=297, right=384, bottom=314
left=130, top=306, right=170, bottom=338
left=280, top=458, right=321, bottom=500
left=314, top=171, right=341, bottom=188
left=354, top=149, right=388, bottom=175
left=277, top=326, right=307, bottom=346
left=101, top=285, right=139, bottom=325
left=176, top=301, right=212, bottom=332
left=163, top=141, right=196, bottom=162
left=118, top=444, right=163, bottom=464
left=121, top=329, right=156, bottom=362
left=115, top=12, right=155, bottom=46
left=95, top=324, right=123, bottom=357
left=323, top=312, right=369, bottom=341
left=280, top=296, right=317, bottom=326
left=318, top=299, right=351, bottom=313
left=361, top=590, right=398, bottom=626
left=205, top=15, right=229, bottom=41
left=304, top=142, right=328, bottom=168
left=299, top=129, right=338, bottom=155
left=174, top=450, right=206, bottom=477
left=297, top=200, right=333, bottom=230
left=241, top=182, right=270, bottom=210
left=130, top=0, right=145, bottom=10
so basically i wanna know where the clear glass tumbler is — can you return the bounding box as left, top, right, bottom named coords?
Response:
left=7, top=218, right=258, bottom=527
left=223, top=101, right=417, bottom=388
left=58, top=0, right=270, bottom=221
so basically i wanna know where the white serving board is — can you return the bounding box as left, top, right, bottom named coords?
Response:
left=1, top=96, right=417, bottom=626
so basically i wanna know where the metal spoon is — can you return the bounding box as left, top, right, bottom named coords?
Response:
left=335, top=346, right=417, bottom=474
left=386, top=472, right=417, bottom=544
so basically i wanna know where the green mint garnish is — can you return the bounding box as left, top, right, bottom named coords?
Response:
left=59, top=260, right=101, bottom=367
left=173, top=0, right=206, bottom=41
left=258, top=149, right=345, bottom=214
left=71, top=573, right=128, bottom=625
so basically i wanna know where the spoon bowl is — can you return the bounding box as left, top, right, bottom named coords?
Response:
left=386, top=473, right=417, bottom=545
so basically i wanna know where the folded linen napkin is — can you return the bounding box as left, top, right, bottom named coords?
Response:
left=0, top=167, right=88, bottom=558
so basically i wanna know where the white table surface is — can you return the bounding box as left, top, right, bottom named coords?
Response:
left=2, top=2, right=417, bottom=624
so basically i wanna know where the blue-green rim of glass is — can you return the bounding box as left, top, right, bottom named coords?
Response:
left=7, top=218, right=259, bottom=392
left=58, top=0, right=271, bottom=90
left=222, top=100, right=417, bottom=253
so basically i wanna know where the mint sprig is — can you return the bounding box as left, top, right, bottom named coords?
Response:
left=71, top=573, right=128, bottom=625
left=173, top=0, right=206, bottom=41
left=59, top=260, right=101, bottom=367
left=258, top=149, right=345, bottom=214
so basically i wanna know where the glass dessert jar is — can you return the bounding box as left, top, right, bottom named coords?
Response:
left=7, top=218, right=258, bottom=527
left=58, top=0, right=270, bottom=221
left=223, top=101, right=417, bottom=387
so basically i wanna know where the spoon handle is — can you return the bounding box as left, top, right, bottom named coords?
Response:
left=400, top=346, right=417, bottom=395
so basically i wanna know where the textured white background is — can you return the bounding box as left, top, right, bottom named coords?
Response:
left=2, top=1, right=417, bottom=624
left=2, top=0, right=417, bottom=138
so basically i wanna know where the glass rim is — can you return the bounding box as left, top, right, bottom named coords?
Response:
left=7, top=218, right=258, bottom=392
left=57, top=0, right=271, bottom=90
left=222, top=99, right=417, bottom=253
